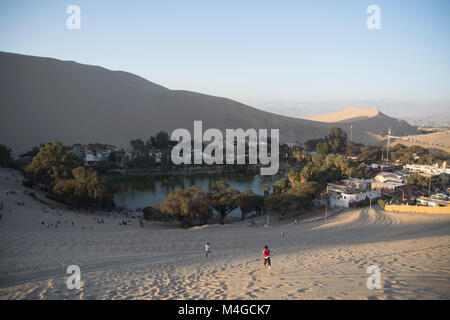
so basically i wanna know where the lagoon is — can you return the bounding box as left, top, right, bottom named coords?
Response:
left=113, top=171, right=284, bottom=216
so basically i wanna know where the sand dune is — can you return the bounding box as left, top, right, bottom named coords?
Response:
left=307, top=108, right=380, bottom=123
left=0, top=167, right=449, bottom=300
left=390, top=130, right=450, bottom=152
left=0, top=52, right=418, bottom=154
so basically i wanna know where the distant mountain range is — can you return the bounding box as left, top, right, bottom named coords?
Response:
left=0, top=52, right=419, bottom=154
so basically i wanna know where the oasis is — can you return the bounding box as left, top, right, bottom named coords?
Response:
left=170, top=121, right=279, bottom=175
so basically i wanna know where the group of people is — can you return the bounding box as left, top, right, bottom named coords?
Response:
left=41, top=219, right=75, bottom=229
left=13, top=200, right=25, bottom=206
left=204, top=242, right=273, bottom=275
left=5, top=190, right=17, bottom=196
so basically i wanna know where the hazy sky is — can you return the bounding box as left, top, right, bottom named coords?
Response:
left=1, top=0, right=450, bottom=105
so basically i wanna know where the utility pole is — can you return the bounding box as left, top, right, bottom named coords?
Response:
left=429, top=145, right=432, bottom=165
left=386, top=127, right=391, bottom=163
left=350, top=125, right=353, bottom=142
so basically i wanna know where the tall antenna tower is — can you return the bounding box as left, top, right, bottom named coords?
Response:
left=386, top=127, right=391, bottom=163
left=350, top=125, right=353, bottom=142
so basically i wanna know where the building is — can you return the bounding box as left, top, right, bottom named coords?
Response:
left=84, top=153, right=102, bottom=166
left=374, top=172, right=403, bottom=183
left=341, top=178, right=370, bottom=191
left=370, top=162, right=402, bottom=172
left=370, top=163, right=392, bottom=171
left=148, top=151, right=163, bottom=163
left=416, top=196, right=450, bottom=207
left=327, top=182, right=380, bottom=208
left=371, top=181, right=406, bottom=193
left=404, top=163, right=449, bottom=175
left=403, top=163, right=449, bottom=188
left=285, top=142, right=301, bottom=149
left=417, top=172, right=447, bottom=188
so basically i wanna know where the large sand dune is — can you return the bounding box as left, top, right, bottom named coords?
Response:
left=0, top=167, right=449, bottom=299
left=307, top=108, right=380, bottom=123
left=0, top=52, right=418, bottom=154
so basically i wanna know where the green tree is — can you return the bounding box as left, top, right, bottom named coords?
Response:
left=238, top=189, right=255, bottom=220
left=208, top=181, right=240, bottom=224
left=0, top=144, right=14, bottom=168
left=328, top=127, right=348, bottom=153
left=316, top=142, right=330, bottom=155
left=159, top=186, right=211, bottom=227
left=238, top=189, right=264, bottom=220
left=406, top=173, right=428, bottom=188
left=24, top=142, right=79, bottom=187
left=263, top=184, right=271, bottom=196
left=273, top=178, right=289, bottom=194
left=52, top=167, right=114, bottom=210
left=130, top=139, right=146, bottom=155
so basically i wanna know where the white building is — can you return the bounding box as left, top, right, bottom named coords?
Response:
left=327, top=182, right=381, bottom=208
left=84, top=153, right=101, bottom=166
left=404, top=164, right=449, bottom=175
left=416, top=196, right=450, bottom=207
left=374, top=172, right=404, bottom=183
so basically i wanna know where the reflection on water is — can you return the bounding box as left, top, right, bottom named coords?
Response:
left=113, top=171, right=284, bottom=215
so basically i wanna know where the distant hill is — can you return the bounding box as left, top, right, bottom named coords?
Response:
left=389, top=130, right=450, bottom=153
left=0, top=52, right=419, bottom=154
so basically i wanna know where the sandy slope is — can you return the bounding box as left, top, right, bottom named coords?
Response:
left=1, top=52, right=418, bottom=154
left=390, top=130, right=450, bottom=153
left=307, top=108, right=380, bottom=123
left=0, top=167, right=449, bottom=300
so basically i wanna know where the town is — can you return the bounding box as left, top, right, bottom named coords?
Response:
left=2, top=126, right=449, bottom=225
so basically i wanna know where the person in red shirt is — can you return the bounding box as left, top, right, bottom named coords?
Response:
left=261, top=245, right=272, bottom=274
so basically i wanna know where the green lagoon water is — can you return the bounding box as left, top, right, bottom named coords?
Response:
left=113, top=171, right=284, bottom=216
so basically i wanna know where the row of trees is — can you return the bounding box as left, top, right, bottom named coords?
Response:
left=130, top=131, right=173, bottom=155
left=23, top=142, right=115, bottom=210
left=288, top=153, right=368, bottom=188
left=303, top=127, right=383, bottom=162
left=145, top=178, right=321, bottom=228
left=388, top=144, right=448, bottom=166
left=405, top=173, right=429, bottom=188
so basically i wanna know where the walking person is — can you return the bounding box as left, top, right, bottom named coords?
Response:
left=261, top=245, right=273, bottom=275
left=205, top=242, right=211, bottom=258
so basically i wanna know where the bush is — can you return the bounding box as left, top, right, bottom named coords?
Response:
left=143, top=206, right=169, bottom=222
left=377, top=199, right=386, bottom=209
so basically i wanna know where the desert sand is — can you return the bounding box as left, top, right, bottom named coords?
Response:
left=307, top=108, right=380, bottom=123
left=390, top=130, right=450, bottom=153
left=0, top=167, right=449, bottom=300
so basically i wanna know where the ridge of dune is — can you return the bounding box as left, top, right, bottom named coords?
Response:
left=307, top=108, right=380, bottom=123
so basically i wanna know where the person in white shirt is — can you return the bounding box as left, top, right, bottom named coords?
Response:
left=205, top=242, right=211, bottom=258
